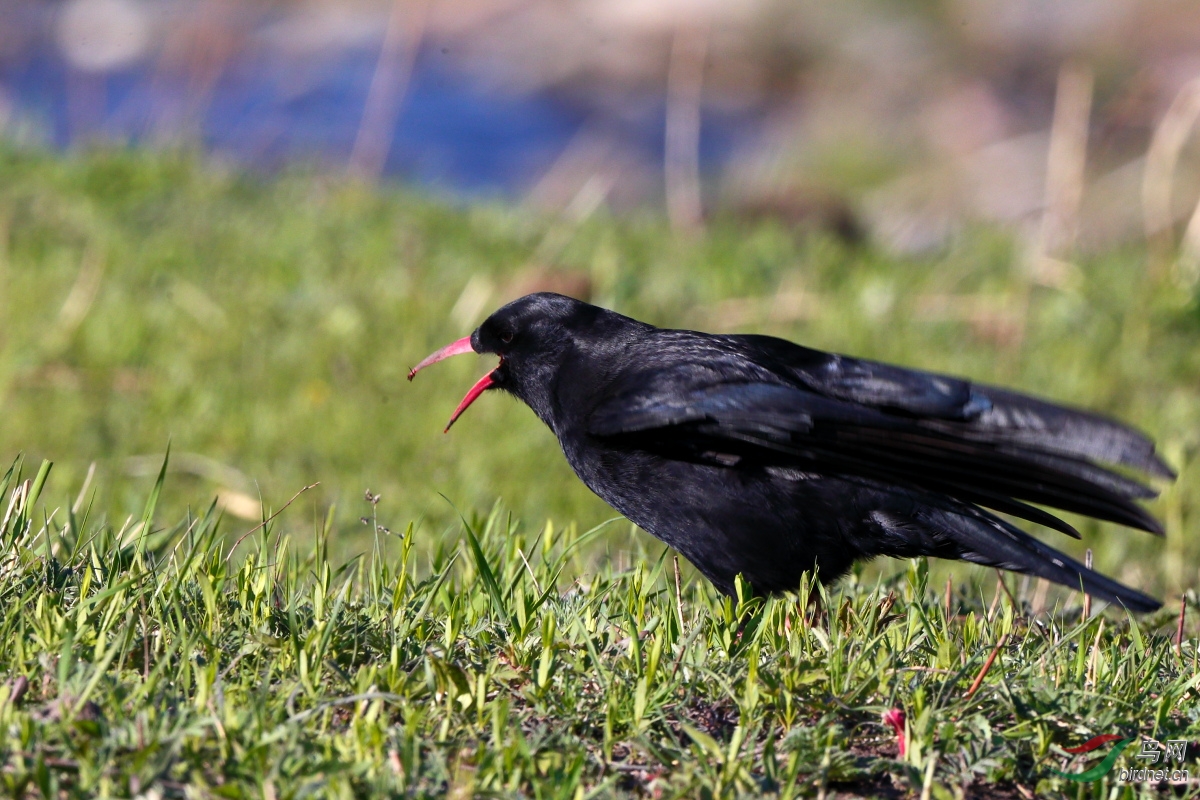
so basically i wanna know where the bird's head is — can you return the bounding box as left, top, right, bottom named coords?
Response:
left=408, top=293, right=627, bottom=431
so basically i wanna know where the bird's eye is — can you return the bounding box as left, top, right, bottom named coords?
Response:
left=500, top=330, right=514, bottom=344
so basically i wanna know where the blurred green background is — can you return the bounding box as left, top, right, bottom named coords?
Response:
left=1, top=145, right=1197, bottom=598
left=5, top=0, right=1200, bottom=602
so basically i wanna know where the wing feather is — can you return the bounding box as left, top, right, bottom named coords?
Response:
left=589, top=368, right=1169, bottom=538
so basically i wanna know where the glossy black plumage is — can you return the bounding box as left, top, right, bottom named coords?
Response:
left=411, top=293, right=1174, bottom=612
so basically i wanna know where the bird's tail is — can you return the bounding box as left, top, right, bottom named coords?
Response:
left=875, top=504, right=1162, bottom=612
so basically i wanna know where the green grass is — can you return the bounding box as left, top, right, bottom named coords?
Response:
left=0, top=145, right=1199, bottom=796
left=1, top=455, right=1198, bottom=799
left=0, top=145, right=1197, bottom=595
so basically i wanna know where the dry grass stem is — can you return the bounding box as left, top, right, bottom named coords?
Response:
left=350, top=0, right=430, bottom=179
left=1142, top=76, right=1200, bottom=269
left=965, top=634, right=1009, bottom=699
left=665, top=20, right=709, bottom=234
left=1038, top=61, right=1093, bottom=260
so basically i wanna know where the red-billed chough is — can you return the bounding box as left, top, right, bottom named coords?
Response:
left=409, top=293, right=1173, bottom=611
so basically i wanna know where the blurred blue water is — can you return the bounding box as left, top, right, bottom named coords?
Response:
left=4, top=41, right=755, bottom=197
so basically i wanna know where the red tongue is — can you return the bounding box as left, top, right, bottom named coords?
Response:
left=444, top=370, right=495, bottom=432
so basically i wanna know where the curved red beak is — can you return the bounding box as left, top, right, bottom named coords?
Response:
left=408, top=335, right=497, bottom=432
left=407, top=336, right=476, bottom=379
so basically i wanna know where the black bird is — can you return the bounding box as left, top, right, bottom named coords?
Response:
left=409, top=293, right=1173, bottom=611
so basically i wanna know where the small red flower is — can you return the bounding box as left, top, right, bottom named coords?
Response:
left=883, top=707, right=907, bottom=757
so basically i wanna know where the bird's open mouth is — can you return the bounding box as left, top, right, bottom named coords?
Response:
left=407, top=335, right=499, bottom=432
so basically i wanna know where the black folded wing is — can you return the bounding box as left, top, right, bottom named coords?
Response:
left=588, top=354, right=1171, bottom=539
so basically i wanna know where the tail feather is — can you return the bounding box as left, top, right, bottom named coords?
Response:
left=871, top=502, right=1162, bottom=612
left=935, top=507, right=1161, bottom=612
